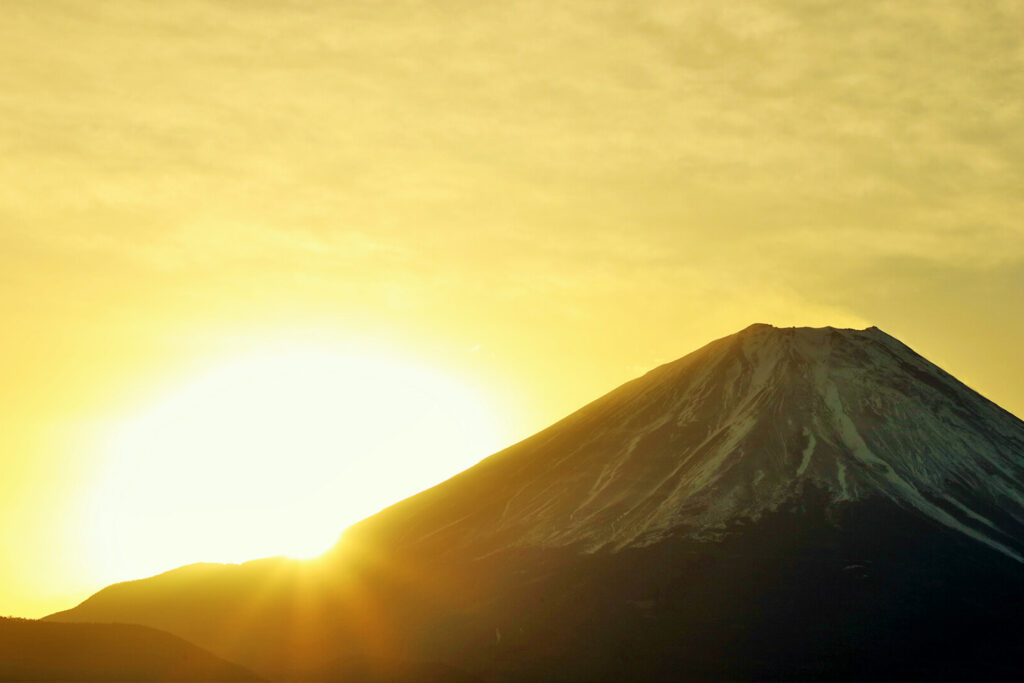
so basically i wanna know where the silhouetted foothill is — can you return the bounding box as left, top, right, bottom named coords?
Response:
left=0, top=617, right=259, bottom=682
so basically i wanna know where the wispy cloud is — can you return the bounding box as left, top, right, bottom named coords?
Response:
left=0, top=0, right=1021, bottom=388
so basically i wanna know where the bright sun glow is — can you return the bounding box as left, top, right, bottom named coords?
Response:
left=84, top=346, right=506, bottom=583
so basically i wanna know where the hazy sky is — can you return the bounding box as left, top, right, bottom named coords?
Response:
left=2, top=1, right=1022, bottom=616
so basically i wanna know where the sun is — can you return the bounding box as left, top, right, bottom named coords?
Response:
left=83, top=345, right=506, bottom=583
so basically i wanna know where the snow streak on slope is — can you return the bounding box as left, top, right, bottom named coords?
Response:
left=347, top=325, right=1024, bottom=562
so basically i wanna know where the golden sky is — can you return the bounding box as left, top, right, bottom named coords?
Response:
left=2, top=1, right=1023, bottom=617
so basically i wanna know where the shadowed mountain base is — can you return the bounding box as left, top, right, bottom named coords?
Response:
left=289, top=488, right=1019, bottom=682
left=406, top=489, right=1024, bottom=682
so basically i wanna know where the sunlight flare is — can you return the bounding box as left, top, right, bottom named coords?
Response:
left=83, top=346, right=505, bottom=583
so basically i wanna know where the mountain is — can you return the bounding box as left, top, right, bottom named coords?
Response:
left=48, top=325, right=1024, bottom=681
left=0, top=616, right=259, bottom=682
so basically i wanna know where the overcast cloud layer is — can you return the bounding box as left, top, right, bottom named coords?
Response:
left=1, top=0, right=1022, bottom=614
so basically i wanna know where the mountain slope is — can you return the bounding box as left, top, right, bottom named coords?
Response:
left=0, top=617, right=259, bottom=682
left=48, top=325, right=1024, bottom=681
left=343, top=324, right=1024, bottom=560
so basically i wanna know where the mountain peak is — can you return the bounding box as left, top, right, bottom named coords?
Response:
left=730, top=322, right=894, bottom=349
left=711, top=322, right=888, bottom=347
left=737, top=322, right=879, bottom=332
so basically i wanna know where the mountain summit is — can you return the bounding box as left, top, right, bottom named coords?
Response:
left=50, top=325, right=1024, bottom=681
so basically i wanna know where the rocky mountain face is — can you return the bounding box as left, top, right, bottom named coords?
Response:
left=49, top=325, right=1024, bottom=681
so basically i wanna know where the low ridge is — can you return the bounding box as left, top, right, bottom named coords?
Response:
left=0, top=617, right=258, bottom=682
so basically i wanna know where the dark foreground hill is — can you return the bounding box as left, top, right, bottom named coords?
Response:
left=48, top=325, right=1024, bottom=681
left=0, top=616, right=259, bottom=682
